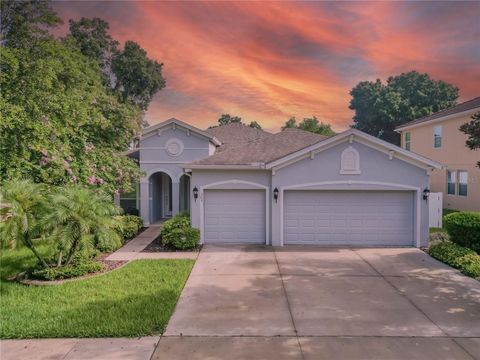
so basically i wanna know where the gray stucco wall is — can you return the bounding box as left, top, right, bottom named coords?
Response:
left=190, top=139, right=430, bottom=247
left=271, top=141, right=429, bottom=247
left=139, top=126, right=212, bottom=225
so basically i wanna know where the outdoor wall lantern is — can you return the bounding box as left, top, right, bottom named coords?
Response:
left=273, top=187, right=279, bottom=202
left=193, top=186, right=199, bottom=202
left=423, top=188, right=430, bottom=201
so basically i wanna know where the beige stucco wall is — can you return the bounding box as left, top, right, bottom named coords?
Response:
left=399, top=112, right=480, bottom=211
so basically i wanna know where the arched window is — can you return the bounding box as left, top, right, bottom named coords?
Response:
left=340, top=146, right=361, bottom=175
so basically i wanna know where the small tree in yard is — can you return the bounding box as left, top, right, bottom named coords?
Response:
left=1, top=180, right=123, bottom=269
left=0, top=180, right=49, bottom=268
left=43, top=186, right=123, bottom=266
left=460, top=111, right=480, bottom=168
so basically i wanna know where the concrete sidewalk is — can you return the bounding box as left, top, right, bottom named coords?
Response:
left=0, top=337, right=159, bottom=360
left=106, top=224, right=198, bottom=260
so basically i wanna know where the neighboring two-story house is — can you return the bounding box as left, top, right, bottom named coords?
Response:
left=395, top=97, right=480, bottom=211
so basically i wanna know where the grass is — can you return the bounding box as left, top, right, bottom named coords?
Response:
left=0, top=242, right=194, bottom=339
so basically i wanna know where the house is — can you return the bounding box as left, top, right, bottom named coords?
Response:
left=395, top=97, right=480, bottom=212
left=123, top=118, right=441, bottom=247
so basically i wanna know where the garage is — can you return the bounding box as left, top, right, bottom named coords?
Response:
left=204, top=189, right=266, bottom=244
left=284, top=190, right=414, bottom=246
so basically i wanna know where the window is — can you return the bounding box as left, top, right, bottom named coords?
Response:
left=405, top=132, right=411, bottom=151
left=434, top=125, right=442, bottom=148
left=458, top=171, right=468, bottom=196
left=447, top=170, right=456, bottom=195
left=120, top=185, right=138, bottom=214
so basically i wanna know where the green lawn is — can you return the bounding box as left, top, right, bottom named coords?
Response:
left=0, top=243, right=194, bottom=339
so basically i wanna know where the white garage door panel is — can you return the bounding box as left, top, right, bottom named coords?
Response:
left=205, top=189, right=265, bottom=244
left=284, top=191, right=414, bottom=246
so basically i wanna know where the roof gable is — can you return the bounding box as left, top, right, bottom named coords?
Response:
left=395, top=97, right=480, bottom=131
left=141, top=118, right=221, bottom=145
left=266, top=129, right=442, bottom=171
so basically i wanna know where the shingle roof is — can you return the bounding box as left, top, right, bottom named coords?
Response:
left=189, top=128, right=328, bottom=166
left=205, top=123, right=272, bottom=145
left=396, top=96, right=480, bottom=130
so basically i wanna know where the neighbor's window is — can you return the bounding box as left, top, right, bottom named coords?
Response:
left=458, top=171, right=468, bottom=196
left=447, top=170, right=456, bottom=195
left=405, top=132, right=411, bottom=151
left=434, top=125, right=442, bottom=148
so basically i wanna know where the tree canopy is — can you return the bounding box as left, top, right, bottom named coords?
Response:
left=459, top=111, right=480, bottom=168
left=0, top=0, right=62, bottom=47
left=212, top=114, right=262, bottom=129
left=0, top=1, right=165, bottom=193
left=282, top=116, right=335, bottom=136
left=349, top=71, right=459, bottom=144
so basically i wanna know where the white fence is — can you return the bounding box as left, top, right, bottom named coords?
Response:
left=429, top=192, right=443, bottom=228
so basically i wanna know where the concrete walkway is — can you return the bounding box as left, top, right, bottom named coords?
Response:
left=0, top=337, right=159, bottom=360
left=155, top=245, right=480, bottom=359
left=106, top=224, right=198, bottom=261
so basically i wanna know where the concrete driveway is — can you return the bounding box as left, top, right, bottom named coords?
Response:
left=154, top=245, right=480, bottom=360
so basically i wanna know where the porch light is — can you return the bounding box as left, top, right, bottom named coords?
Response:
left=193, top=186, right=199, bottom=201
left=273, top=187, right=279, bottom=202
left=423, top=188, right=430, bottom=200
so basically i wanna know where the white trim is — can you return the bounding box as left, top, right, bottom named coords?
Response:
left=266, top=128, right=441, bottom=170
left=186, top=164, right=265, bottom=170
left=140, top=161, right=187, bottom=164
left=137, top=147, right=209, bottom=151
left=140, top=118, right=222, bottom=146
left=143, top=167, right=183, bottom=183
left=199, top=180, right=269, bottom=245
left=395, top=107, right=480, bottom=132
left=278, top=181, right=422, bottom=248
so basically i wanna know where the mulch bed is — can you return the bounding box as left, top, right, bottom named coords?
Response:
left=142, top=236, right=202, bottom=253
left=16, top=254, right=127, bottom=286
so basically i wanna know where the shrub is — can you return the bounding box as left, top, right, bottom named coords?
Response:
left=444, top=212, right=480, bottom=252
left=115, top=215, right=143, bottom=240
left=160, top=213, right=190, bottom=239
left=429, top=231, right=450, bottom=246
left=160, top=213, right=199, bottom=250
left=456, top=254, right=480, bottom=278
left=31, top=258, right=103, bottom=281
left=429, top=241, right=480, bottom=278
left=163, top=227, right=200, bottom=250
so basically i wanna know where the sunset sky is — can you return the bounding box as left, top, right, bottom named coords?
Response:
left=54, top=1, right=480, bottom=132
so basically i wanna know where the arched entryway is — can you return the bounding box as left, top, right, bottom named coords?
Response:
left=179, top=174, right=191, bottom=214
left=149, top=171, right=172, bottom=223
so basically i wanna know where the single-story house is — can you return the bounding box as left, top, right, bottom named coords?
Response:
left=122, top=118, right=441, bottom=247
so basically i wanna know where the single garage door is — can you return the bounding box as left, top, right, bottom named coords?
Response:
left=204, top=189, right=266, bottom=244
left=284, top=191, right=414, bottom=246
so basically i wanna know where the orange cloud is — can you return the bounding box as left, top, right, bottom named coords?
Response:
left=54, top=1, right=480, bottom=132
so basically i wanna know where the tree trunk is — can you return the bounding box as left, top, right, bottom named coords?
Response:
left=65, top=239, right=79, bottom=266
left=23, top=235, right=48, bottom=268
left=57, top=250, right=63, bottom=267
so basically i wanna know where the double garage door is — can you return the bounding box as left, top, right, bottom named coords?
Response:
left=284, top=191, right=414, bottom=246
left=203, top=189, right=414, bottom=246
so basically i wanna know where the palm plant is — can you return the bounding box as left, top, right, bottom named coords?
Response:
left=0, top=180, right=49, bottom=268
left=43, top=186, right=122, bottom=266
